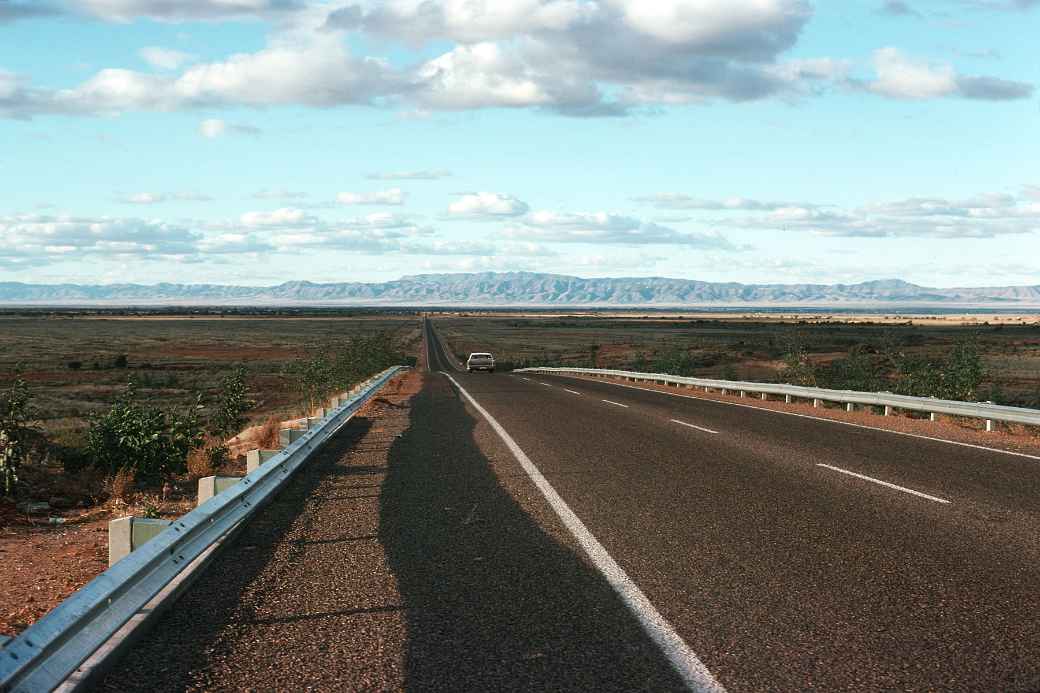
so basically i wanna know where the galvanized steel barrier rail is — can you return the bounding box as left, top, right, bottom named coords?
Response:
left=0, top=366, right=407, bottom=693
left=515, top=367, right=1040, bottom=429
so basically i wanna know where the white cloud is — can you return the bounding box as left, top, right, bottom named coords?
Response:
left=70, top=0, right=303, bottom=22
left=0, top=214, right=201, bottom=262
left=239, top=207, right=318, bottom=228
left=508, top=210, right=738, bottom=248
left=336, top=188, right=406, bottom=205
left=723, top=189, right=1040, bottom=237
left=139, top=46, right=195, bottom=70
left=867, top=47, right=1033, bottom=100
left=1, top=2, right=1031, bottom=122
left=198, top=117, right=260, bottom=138
left=448, top=192, right=530, bottom=218
left=634, top=193, right=809, bottom=211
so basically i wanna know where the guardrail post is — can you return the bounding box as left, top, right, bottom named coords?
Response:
left=721, top=388, right=728, bottom=396
left=246, top=449, right=280, bottom=473
left=785, top=394, right=792, bottom=404
left=761, top=393, right=768, bottom=401
left=108, top=517, right=173, bottom=567
left=739, top=390, right=747, bottom=398
left=813, top=398, right=822, bottom=408
left=279, top=428, right=306, bottom=446
left=929, top=412, right=937, bottom=422
left=197, top=476, right=242, bottom=506
left=884, top=405, right=893, bottom=416
left=986, top=419, right=994, bottom=432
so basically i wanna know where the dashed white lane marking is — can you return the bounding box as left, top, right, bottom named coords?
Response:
left=564, top=389, right=583, bottom=396
left=602, top=399, right=629, bottom=408
left=543, top=374, right=1040, bottom=463
left=817, top=463, right=950, bottom=504
left=541, top=382, right=553, bottom=387
left=442, top=373, right=726, bottom=693
left=671, top=419, right=719, bottom=435
left=519, top=377, right=532, bottom=382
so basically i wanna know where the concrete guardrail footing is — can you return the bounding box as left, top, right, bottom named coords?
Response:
left=197, top=476, right=242, bottom=506
left=246, top=449, right=280, bottom=474
left=108, top=516, right=173, bottom=567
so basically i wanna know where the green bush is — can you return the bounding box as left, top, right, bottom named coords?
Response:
left=0, top=378, right=37, bottom=496
left=86, top=381, right=205, bottom=484
left=211, top=366, right=254, bottom=439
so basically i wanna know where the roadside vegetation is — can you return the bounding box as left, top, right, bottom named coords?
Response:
left=0, top=311, right=418, bottom=516
left=439, top=314, right=1040, bottom=408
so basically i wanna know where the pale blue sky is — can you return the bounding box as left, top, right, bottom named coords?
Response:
left=1, top=0, right=1037, bottom=287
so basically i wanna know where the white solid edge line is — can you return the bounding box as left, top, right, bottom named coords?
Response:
left=564, top=389, right=583, bottom=396
left=546, top=374, right=1040, bottom=463
left=603, top=399, right=629, bottom=408
left=671, top=419, right=719, bottom=435
left=443, top=373, right=726, bottom=693
left=817, top=463, right=950, bottom=504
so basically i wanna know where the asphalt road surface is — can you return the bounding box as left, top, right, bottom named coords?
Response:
left=102, top=319, right=1040, bottom=692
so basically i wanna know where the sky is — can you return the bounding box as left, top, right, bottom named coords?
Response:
left=1, top=0, right=1038, bottom=288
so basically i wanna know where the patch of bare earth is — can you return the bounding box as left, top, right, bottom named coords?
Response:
left=569, top=374, right=1040, bottom=457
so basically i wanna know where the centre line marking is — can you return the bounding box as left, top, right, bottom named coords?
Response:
left=817, top=464, right=950, bottom=504
left=603, top=399, right=629, bottom=408
left=671, top=419, right=719, bottom=435
left=443, top=373, right=726, bottom=692
left=564, top=389, right=583, bottom=395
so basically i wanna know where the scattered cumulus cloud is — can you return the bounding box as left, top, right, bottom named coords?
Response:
left=0, top=214, right=201, bottom=264
left=336, top=188, right=406, bottom=206
left=448, top=192, right=530, bottom=218
left=634, top=193, right=811, bottom=211
left=68, top=0, right=305, bottom=22
left=721, top=189, right=1040, bottom=238
left=507, top=211, right=738, bottom=249
left=1, top=3, right=1034, bottom=119
left=139, top=46, right=195, bottom=70
left=866, top=47, right=1032, bottom=100
left=198, top=118, right=261, bottom=138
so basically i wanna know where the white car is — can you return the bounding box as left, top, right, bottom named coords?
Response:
left=466, top=352, right=495, bottom=372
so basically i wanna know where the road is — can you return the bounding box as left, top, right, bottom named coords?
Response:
left=425, top=318, right=1040, bottom=691
left=101, top=318, right=1040, bottom=692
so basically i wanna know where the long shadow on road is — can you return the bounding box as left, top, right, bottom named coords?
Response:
left=379, top=374, right=686, bottom=692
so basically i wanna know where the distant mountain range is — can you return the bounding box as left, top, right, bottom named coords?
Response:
left=2, top=273, right=1039, bottom=307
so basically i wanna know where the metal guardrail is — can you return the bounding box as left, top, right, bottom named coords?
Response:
left=515, top=367, right=1040, bottom=428
left=0, top=366, right=407, bottom=693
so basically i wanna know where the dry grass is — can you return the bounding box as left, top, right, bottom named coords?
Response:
left=105, top=467, right=136, bottom=504
left=255, top=417, right=282, bottom=450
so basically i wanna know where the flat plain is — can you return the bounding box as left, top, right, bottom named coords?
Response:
left=436, top=312, right=1040, bottom=407
left=0, top=310, right=422, bottom=443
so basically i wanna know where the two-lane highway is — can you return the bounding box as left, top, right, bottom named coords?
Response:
left=426, top=318, right=1040, bottom=691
